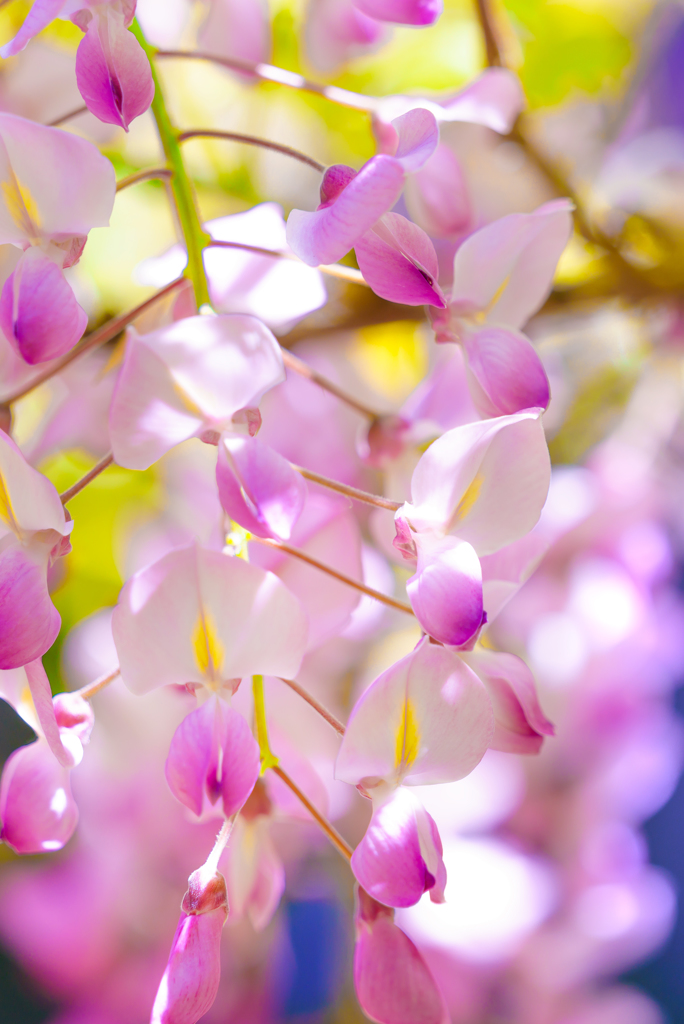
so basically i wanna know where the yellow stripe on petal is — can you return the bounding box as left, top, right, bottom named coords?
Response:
left=192, top=609, right=224, bottom=683
left=1, top=173, right=41, bottom=241
left=454, top=473, right=483, bottom=523
left=395, top=697, right=420, bottom=775
left=0, top=471, right=19, bottom=534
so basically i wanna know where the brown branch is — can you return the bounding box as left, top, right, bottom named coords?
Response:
left=177, top=129, right=325, bottom=173
left=4, top=278, right=186, bottom=405
left=75, top=667, right=121, bottom=700
left=60, top=452, right=114, bottom=505
left=206, top=240, right=368, bottom=286
left=46, top=105, right=89, bottom=127
left=116, top=167, right=173, bottom=191
left=473, top=0, right=503, bottom=66
left=293, top=464, right=401, bottom=511
left=270, top=764, right=353, bottom=860
left=250, top=535, right=414, bottom=617
left=278, top=677, right=346, bottom=736
left=281, top=349, right=379, bottom=420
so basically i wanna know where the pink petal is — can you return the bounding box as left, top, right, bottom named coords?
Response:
left=480, top=528, right=551, bottom=622
left=216, top=435, right=306, bottom=540
left=438, top=67, right=525, bottom=133
left=354, top=887, right=448, bottom=1024
left=75, top=10, right=154, bottom=131
left=24, top=659, right=79, bottom=768
left=286, top=154, right=405, bottom=266
left=0, top=247, right=87, bottom=365
left=226, top=815, right=285, bottom=930
left=304, top=0, right=386, bottom=73
left=197, top=0, right=271, bottom=70
left=404, top=143, right=471, bottom=238
left=407, top=534, right=485, bottom=648
left=461, top=648, right=554, bottom=754
left=354, top=0, right=442, bottom=25
left=352, top=788, right=446, bottom=908
left=355, top=213, right=446, bottom=307
left=165, top=696, right=260, bottom=817
left=336, top=635, right=493, bottom=787
left=389, top=108, right=439, bottom=172
left=0, top=540, right=60, bottom=671
left=462, top=325, right=550, bottom=416
left=0, top=428, right=69, bottom=535
left=0, top=0, right=65, bottom=58
left=450, top=199, right=574, bottom=330
left=0, top=739, right=78, bottom=854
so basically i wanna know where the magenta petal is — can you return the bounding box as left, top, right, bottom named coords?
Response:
left=216, top=435, right=307, bottom=540
left=25, top=659, right=78, bottom=768
left=0, top=540, right=60, bottom=671
left=390, top=108, right=439, bottom=172
left=462, top=326, right=550, bottom=416
left=286, top=155, right=405, bottom=266
left=354, top=889, right=448, bottom=1024
left=355, top=213, right=446, bottom=307
left=165, top=698, right=260, bottom=818
left=406, top=535, right=484, bottom=648
left=75, top=12, right=155, bottom=131
left=0, top=248, right=87, bottom=365
left=463, top=648, right=554, bottom=754
left=0, top=739, right=78, bottom=854
left=354, top=0, right=442, bottom=25
left=0, top=0, right=65, bottom=58
left=351, top=789, right=446, bottom=909
left=150, top=908, right=226, bottom=1024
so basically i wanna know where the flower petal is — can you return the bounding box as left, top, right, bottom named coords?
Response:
left=462, top=325, right=550, bottom=416
left=0, top=0, right=65, bottom=58
left=0, top=428, right=69, bottom=536
left=407, top=534, right=484, bottom=648
left=305, top=0, right=386, bottom=73
left=0, top=540, right=60, bottom=672
left=216, top=435, right=306, bottom=540
left=389, top=108, right=439, bottom=172
left=75, top=10, right=154, bottom=130
left=404, top=143, right=471, bottom=239
left=355, top=213, right=446, bottom=307
left=197, top=0, right=271, bottom=69
left=151, top=900, right=227, bottom=1024
left=354, top=0, right=441, bottom=24
left=0, top=739, right=78, bottom=854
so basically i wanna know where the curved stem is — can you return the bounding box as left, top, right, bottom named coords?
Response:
left=278, top=677, right=346, bottom=736
left=131, top=19, right=212, bottom=309
left=293, top=465, right=401, bottom=511
left=3, top=278, right=186, bottom=405
left=60, top=452, right=114, bottom=505
left=46, top=105, right=89, bottom=127
left=253, top=674, right=279, bottom=773
left=206, top=240, right=368, bottom=285
left=281, top=349, right=380, bottom=420
left=270, top=764, right=353, bottom=861
left=250, top=535, right=414, bottom=617
left=473, top=0, right=503, bottom=66
left=178, top=130, right=324, bottom=173
left=116, top=167, right=173, bottom=191
left=75, top=667, right=121, bottom=700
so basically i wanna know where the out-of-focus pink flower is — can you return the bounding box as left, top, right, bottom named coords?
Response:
left=225, top=780, right=285, bottom=931
left=336, top=638, right=493, bottom=906
left=394, top=409, right=550, bottom=646
left=0, top=431, right=72, bottom=669
left=404, top=142, right=472, bottom=239
left=109, top=314, right=285, bottom=470
left=216, top=435, right=307, bottom=541
left=305, top=0, right=387, bottom=73
left=430, top=200, right=573, bottom=416
left=112, top=542, right=309, bottom=695
left=197, top=0, right=271, bottom=71
left=151, top=864, right=228, bottom=1024
left=354, top=0, right=441, bottom=25
left=354, top=886, right=448, bottom=1024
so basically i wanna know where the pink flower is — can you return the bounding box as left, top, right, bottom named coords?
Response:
left=224, top=781, right=285, bottom=931
left=353, top=0, right=442, bottom=26
left=354, top=886, right=448, bottom=1024
left=216, top=435, right=307, bottom=541
left=305, top=0, right=387, bottom=73
left=197, top=0, right=272, bottom=72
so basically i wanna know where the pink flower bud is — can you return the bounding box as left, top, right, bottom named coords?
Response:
left=0, top=739, right=78, bottom=854
left=353, top=886, right=448, bottom=1024
left=150, top=866, right=228, bottom=1024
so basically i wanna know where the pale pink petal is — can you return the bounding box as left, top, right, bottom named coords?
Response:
left=404, top=143, right=471, bottom=238
left=437, top=67, right=525, bottom=132
left=24, top=659, right=78, bottom=768
left=354, top=0, right=441, bottom=25
left=0, top=113, right=115, bottom=244
left=165, top=697, right=260, bottom=817
left=0, top=540, right=60, bottom=672
left=197, top=0, right=271, bottom=69
left=480, top=528, right=551, bottom=622
left=389, top=108, right=439, bottom=172
left=355, top=213, right=446, bottom=307
left=75, top=10, right=154, bottom=131
left=112, top=544, right=309, bottom=695
left=461, top=648, right=554, bottom=754
left=450, top=199, right=574, bottom=329
left=403, top=408, right=550, bottom=554
left=462, top=325, right=550, bottom=416
left=286, top=155, right=405, bottom=266
left=407, top=534, right=484, bottom=648
left=351, top=788, right=446, bottom=908
left=0, top=739, right=78, bottom=854
left=305, top=0, right=386, bottom=73
left=354, top=887, right=448, bottom=1024
left=226, top=815, right=285, bottom=930
left=216, top=435, right=306, bottom=540
left=0, top=428, right=69, bottom=536
left=0, top=0, right=65, bottom=58
left=0, top=247, right=88, bottom=364
left=336, top=636, right=493, bottom=787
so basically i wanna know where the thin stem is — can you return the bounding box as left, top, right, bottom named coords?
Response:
left=75, top=667, right=121, bottom=700
left=473, top=0, right=503, bottom=66
left=177, top=130, right=325, bottom=173
left=206, top=240, right=368, bottom=286
left=4, top=278, right=185, bottom=405
left=252, top=674, right=279, bottom=773
left=293, top=465, right=401, bottom=511
left=281, top=349, right=379, bottom=420
left=155, top=50, right=377, bottom=113
left=46, top=105, right=89, bottom=127
left=131, top=19, right=212, bottom=309
left=271, top=764, right=353, bottom=861
left=278, top=677, right=346, bottom=736
left=250, top=535, right=414, bottom=616
left=60, top=452, right=114, bottom=505
left=204, top=816, right=236, bottom=874
left=116, top=167, right=173, bottom=191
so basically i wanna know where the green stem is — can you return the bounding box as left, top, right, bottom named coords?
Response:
left=252, top=675, right=279, bottom=773
left=131, top=19, right=212, bottom=309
